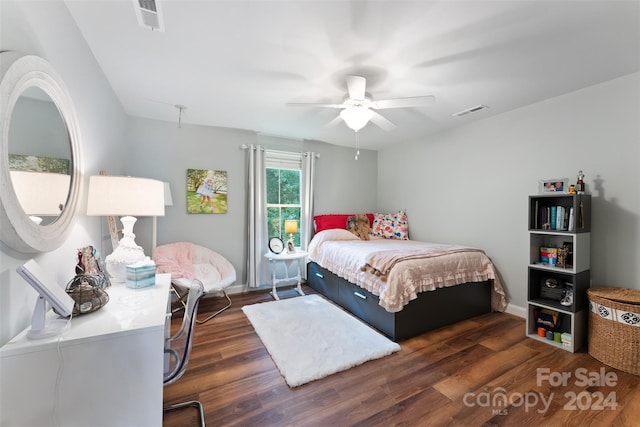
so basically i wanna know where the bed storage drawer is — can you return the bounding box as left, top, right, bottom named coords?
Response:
left=307, top=262, right=340, bottom=302
left=306, top=261, right=493, bottom=342
left=340, top=280, right=493, bottom=341
left=398, top=281, right=492, bottom=337
left=339, top=280, right=395, bottom=337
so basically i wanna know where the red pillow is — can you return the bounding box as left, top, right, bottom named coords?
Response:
left=314, top=213, right=374, bottom=233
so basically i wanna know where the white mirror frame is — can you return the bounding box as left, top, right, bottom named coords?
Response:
left=0, top=52, right=82, bottom=253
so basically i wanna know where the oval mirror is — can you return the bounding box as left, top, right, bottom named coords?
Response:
left=9, top=86, right=72, bottom=226
left=0, top=53, right=81, bottom=253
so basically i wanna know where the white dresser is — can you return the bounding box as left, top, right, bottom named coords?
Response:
left=0, top=274, right=171, bottom=427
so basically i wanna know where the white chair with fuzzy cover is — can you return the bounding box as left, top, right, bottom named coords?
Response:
left=153, top=242, right=236, bottom=324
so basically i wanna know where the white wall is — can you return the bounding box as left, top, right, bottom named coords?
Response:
left=377, top=72, right=640, bottom=309
left=0, top=1, right=127, bottom=346
left=124, top=117, right=378, bottom=288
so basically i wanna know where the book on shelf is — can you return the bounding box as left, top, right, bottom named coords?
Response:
left=556, top=206, right=569, bottom=231
left=535, top=204, right=573, bottom=231
left=540, top=247, right=558, bottom=265
left=567, top=208, right=574, bottom=232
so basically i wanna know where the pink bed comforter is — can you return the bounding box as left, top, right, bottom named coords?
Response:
left=308, top=229, right=507, bottom=313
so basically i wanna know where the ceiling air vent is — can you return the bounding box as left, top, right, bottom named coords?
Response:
left=133, top=0, right=165, bottom=32
left=453, top=104, right=489, bottom=117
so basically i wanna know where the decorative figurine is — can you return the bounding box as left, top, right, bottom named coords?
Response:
left=568, top=185, right=576, bottom=194
left=76, top=245, right=111, bottom=289
left=576, top=170, right=585, bottom=194
left=557, top=245, right=569, bottom=268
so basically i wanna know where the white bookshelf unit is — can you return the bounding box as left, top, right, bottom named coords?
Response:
left=526, top=193, right=591, bottom=352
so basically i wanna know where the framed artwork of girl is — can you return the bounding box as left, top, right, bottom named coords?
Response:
left=187, top=169, right=228, bottom=214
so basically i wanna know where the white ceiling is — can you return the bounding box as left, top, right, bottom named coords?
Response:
left=64, top=0, right=640, bottom=150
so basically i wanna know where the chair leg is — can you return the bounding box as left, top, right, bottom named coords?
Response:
left=164, top=400, right=206, bottom=426
left=170, top=284, right=188, bottom=314
left=196, top=290, right=232, bottom=324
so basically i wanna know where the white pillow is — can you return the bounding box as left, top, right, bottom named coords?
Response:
left=308, top=229, right=360, bottom=262
left=314, top=228, right=359, bottom=243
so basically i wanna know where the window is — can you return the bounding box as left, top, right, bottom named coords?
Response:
left=266, top=150, right=302, bottom=247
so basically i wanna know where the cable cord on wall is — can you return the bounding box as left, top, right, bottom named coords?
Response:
left=53, top=313, right=73, bottom=427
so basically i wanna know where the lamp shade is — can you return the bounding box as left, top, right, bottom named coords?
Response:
left=284, top=219, right=298, bottom=234
left=86, top=175, right=165, bottom=217
left=10, top=171, right=70, bottom=216
left=340, top=107, right=374, bottom=132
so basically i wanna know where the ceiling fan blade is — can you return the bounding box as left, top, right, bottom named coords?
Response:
left=369, top=110, right=397, bottom=131
left=326, top=115, right=343, bottom=127
left=372, top=95, right=435, bottom=109
left=346, top=75, right=366, bottom=100
left=287, top=102, right=345, bottom=109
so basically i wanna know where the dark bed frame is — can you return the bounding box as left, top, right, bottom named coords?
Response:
left=307, top=261, right=492, bottom=341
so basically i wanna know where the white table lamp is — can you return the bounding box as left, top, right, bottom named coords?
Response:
left=87, top=175, right=164, bottom=282
left=284, top=219, right=298, bottom=253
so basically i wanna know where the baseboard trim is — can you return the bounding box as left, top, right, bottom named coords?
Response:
left=226, top=283, right=247, bottom=295
left=505, top=303, right=526, bottom=318
left=225, top=282, right=305, bottom=295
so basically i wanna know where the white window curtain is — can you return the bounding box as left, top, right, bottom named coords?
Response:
left=244, top=146, right=318, bottom=288
left=301, top=152, right=318, bottom=251
left=245, top=144, right=268, bottom=288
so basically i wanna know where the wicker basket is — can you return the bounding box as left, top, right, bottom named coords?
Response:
left=65, top=274, right=109, bottom=316
left=587, top=287, right=640, bottom=376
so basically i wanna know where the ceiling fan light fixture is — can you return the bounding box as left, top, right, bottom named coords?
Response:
left=340, top=107, right=374, bottom=132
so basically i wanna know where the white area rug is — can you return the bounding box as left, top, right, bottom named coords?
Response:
left=242, top=294, right=401, bottom=387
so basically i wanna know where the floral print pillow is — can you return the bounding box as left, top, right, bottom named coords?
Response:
left=371, top=210, right=409, bottom=240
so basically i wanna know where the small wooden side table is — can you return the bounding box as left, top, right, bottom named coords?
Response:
left=264, top=250, right=308, bottom=300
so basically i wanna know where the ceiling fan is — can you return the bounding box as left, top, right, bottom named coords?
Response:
left=290, top=75, right=435, bottom=132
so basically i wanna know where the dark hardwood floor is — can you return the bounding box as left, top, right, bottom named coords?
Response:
left=163, top=285, right=639, bottom=427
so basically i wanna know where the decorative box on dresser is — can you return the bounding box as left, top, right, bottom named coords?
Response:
left=526, top=193, right=591, bottom=352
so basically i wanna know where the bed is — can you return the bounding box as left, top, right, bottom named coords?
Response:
left=306, top=213, right=507, bottom=341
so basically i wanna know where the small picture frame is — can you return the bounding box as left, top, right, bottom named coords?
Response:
left=538, top=178, right=569, bottom=194
left=286, top=239, right=295, bottom=253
